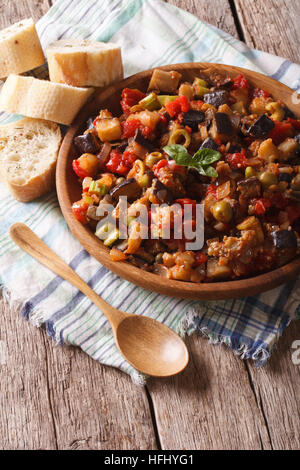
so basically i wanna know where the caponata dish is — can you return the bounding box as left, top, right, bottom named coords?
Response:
left=71, top=67, right=300, bottom=283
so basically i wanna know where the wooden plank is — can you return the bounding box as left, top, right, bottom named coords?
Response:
left=0, top=297, right=157, bottom=450
left=234, top=0, right=300, bottom=63
left=0, top=0, right=52, bottom=28
left=247, top=320, right=300, bottom=450
left=165, top=0, right=239, bottom=39
left=148, top=333, right=272, bottom=450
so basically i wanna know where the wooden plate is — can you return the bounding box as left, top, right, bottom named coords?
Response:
left=56, top=63, right=300, bottom=300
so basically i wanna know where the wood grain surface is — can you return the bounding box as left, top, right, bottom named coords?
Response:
left=0, top=0, right=300, bottom=451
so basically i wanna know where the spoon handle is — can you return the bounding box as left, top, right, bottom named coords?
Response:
left=9, top=223, right=125, bottom=329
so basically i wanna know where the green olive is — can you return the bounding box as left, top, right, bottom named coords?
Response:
left=145, top=152, right=163, bottom=167
left=212, top=200, right=233, bottom=223
left=259, top=171, right=278, bottom=189
left=245, top=166, right=255, bottom=179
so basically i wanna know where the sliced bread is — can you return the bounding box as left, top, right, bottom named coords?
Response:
left=46, top=39, right=123, bottom=87
left=0, top=118, right=61, bottom=202
left=0, top=74, right=94, bottom=125
left=0, top=18, right=45, bottom=78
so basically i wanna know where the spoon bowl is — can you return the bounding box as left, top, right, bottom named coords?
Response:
left=116, top=315, right=189, bottom=377
left=9, top=223, right=189, bottom=377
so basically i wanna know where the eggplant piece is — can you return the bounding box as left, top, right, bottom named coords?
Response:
left=237, top=177, right=261, bottom=199
left=110, top=178, right=142, bottom=202
left=203, top=90, right=228, bottom=107
left=272, top=229, right=297, bottom=266
left=278, top=172, right=292, bottom=183
left=228, top=143, right=242, bottom=154
left=200, top=137, right=219, bottom=151
left=151, top=178, right=173, bottom=204
left=291, top=174, right=300, bottom=191
left=134, top=129, right=154, bottom=152
left=272, top=229, right=297, bottom=249
left=181, top=110, right=205, bottom=131
left=117, top=142, right=128, bottom=153
left=74, top=132, right=100, bottom=154
left=248, top=114, right=275, bottom=138
left=294, top=134, right=300, bottom=145
left=214, top=112, right=233, bottom=135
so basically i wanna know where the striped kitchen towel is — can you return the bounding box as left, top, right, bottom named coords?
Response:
left=0, top=0, right=300, bottom=384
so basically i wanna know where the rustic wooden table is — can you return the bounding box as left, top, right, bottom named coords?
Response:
left=0, top=0, right=299, bottom=451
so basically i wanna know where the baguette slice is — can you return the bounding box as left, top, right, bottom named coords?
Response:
left=0, top=18, right=45, bottom=78
left=0, top=118, right=61, bottom=202
left=47, top=39, right=123, bottom=87
left=0, top=74, right=94, bottom=125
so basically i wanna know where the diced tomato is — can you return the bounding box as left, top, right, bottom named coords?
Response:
left=72, top=159, right=90, bottom=179
left=254, top=198, right=272, bottom=216
left=165, top=96, right=190, bottom=118
left=286, top=205, right=300, bottom=224
left=232, top=74, right=250, bottom=90
left=270, top=192, right=288, bottom=209
left=206, top=184, right=217, bottom=196
left=287, top=118, right=300, bottom=131
left=190, top=100, right=203, bottom=110
left=121, top=119, right=152, bottom=139
left=167, top=160, right=187, bottom=176
left=152, top=159, right=168, bottom=177
left=194, top=252, right=207, bottom=266
left=106, top=149, right=136, bottom=175
left=159, top=113, right=168, bottom=125
left=269, top=121, right=293, bottom=145
left=226, top=152, right=248, bottom=169
left=175, top=198, right=197, bottom=209
left=120, top=88, right=146, bottom=115
left=72, top=200, right=89, bottom=224
left=251, top=88, right=271, bottom=99
left=92, top=116, right=100, bottom=127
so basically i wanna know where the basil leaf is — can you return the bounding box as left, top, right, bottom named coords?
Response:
left=193, top=148, right=221, bottom=166
left=162, top=144, right=220, bottom=179
left=163, top=145, right=192, bottom=166
left=204, top=166, right=218, bottom=178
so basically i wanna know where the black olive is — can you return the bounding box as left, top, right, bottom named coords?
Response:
left=214, top=112, right=233, bottom=135
left=248, top=114, right=275, bottom=138
left=74, top=132, right=101, bottom=154
left=181, top=110, right=205, bottom=131
left=203, top=90, right=228, bottom=107
left=152, top=179, right=173, bottom=204
left=278, top=173, right=293, bottom=183
left=272, top=230, right=297, bottom=250
left=200, top=138, right=219, bottom=151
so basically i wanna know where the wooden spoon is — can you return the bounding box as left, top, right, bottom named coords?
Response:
left=10, top=223, right=189, bottom=377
